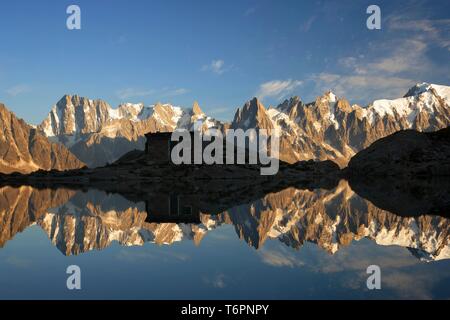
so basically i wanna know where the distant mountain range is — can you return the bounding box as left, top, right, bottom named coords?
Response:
left=230, top=83, right=450, bottom=167
left=38, top=95, right=223, bottom=167
left=0, top=82, right=449, bottom=172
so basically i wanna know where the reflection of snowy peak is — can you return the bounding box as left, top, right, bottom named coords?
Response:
left=216, top=180, right=450, bottom=261
left=2, top=183, right=446, bottom=260
left=36, top=190, right=210, bottom=255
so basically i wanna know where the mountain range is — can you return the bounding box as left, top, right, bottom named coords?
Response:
left=230, top=83, right=450, bottom=167
left=38, top=95, right=223, bottom=167
left=0, top=82, right=449, bottom=172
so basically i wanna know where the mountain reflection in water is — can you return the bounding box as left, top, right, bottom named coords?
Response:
left=1, top=180, right=449, bottom=261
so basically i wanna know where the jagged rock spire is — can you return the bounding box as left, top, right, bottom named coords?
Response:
left=192, top=101, right=204, bottom=115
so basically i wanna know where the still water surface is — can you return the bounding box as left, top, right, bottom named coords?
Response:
left=0, top=181, right=449, bottom=299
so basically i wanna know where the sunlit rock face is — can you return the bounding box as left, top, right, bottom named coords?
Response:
left=38, top=96, right=223, bottom=167
left=33, top=83, right=450, bottom=169
left=0, top=103, right=85, bottom=174
left=232, top=83, right=450, bottom=167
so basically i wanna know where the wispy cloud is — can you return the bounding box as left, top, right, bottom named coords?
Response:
left=6, top=255, right=31, bottom=268
left=308, top=38, right=434, bottom=103
left=259, top=249, right=304, bottom=268
left=116, top=35, right=127, bottom=45
left=367, top=39, right=429, bottom=75
left=244, top=7, right=257, bottom=17
left=116, top=88, right=155, bottom=100
left=387, top=16, right=450, bottom=51
left=208, top=106, right=232, bottom=120
left=300, top=16, right=317, bottom=32
left=116, top=87, right=189, bottom=100
left=166, top=88, right=189, bottom=96
left=203, top=273, right=227, bottom=288
left=202, top=59, right=226, bottom=75
left=212, top=274, right=226, bottom=288
left=209, top=107, right=230, bottom=114
left=305, top=7, right=450, bottom=104
left=256, top=79, right=303, bottom=100
left=6, top=84, right=31, bottom=96
left=115, top=248, right=190, bottom=262
left=310, top=72, right=415, bottom=103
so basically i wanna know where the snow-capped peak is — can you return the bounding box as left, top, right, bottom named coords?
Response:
left=404, top=82, right=432, bottom=97
left=404, top=83, right=450, bottom=103
left=110, top=103, right=145, bottom=120
left=365, top=83, right=450, bottom=125
left=323, top=90, right=337, bottom=103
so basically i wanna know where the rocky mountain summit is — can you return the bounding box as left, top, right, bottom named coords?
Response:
left=0, top=103, right=85, bottom=173
left=1, top=83, right=449, bottom=173
left=38, top=95, right=223, bottom=167
left=34, top=83, right=450, bottom=170
left=231, top=83, right=450, bottom=167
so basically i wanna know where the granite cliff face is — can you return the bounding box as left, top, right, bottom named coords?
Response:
left=231, top=97, right=274, bottom=132
left=232, top=83, right=450, bottom=167
left=0, top=103, right=85, bottom=173
left=38, top=95, right=223, bottom=167
left=33, top=83, right=450, bottom=169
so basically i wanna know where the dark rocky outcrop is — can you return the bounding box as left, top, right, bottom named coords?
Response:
left=347, top=127, right=450, bottom=177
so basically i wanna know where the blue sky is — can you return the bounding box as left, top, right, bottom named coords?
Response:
left=0, top=0, right=449, bottom=124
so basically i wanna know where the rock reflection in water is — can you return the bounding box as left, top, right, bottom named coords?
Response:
left=0, top=180, right=449, bottom=260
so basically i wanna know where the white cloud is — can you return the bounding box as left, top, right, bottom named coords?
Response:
left=244, top=7, right=257, bottom=17
left=368, top=40, right=429, bottom=74
left=203, top=273, right=227, bottom=288
left=310, top=72, right=415, bottom=103
left=308, top=37, right=437, bottom=103
left=202, top=59, right=226, bottom=75
left=259, top=249, right=304, bottom=268
left=336, top=38, right=429, bottom=77
left=208, top=106, right=232, bottom=120
left=305, top=9, right=450, bottom=104
left=116, top=35, right=127, bottom=44
left=166, top=88, right=189, bottom=96
left=6, top=255, right=31, bottom=268
left=388, top=16, right=450, bottom=51
left=116, top=87, right=189, bottom=100
left=116, top=88, right=155, bottom=100
left=209, top=107, right=230, bottom=114
left=6, top=84, right=31, bottom=96
left=300, top=16, right=317, bottom=32
left=256, top=79, right=303, bottom=100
